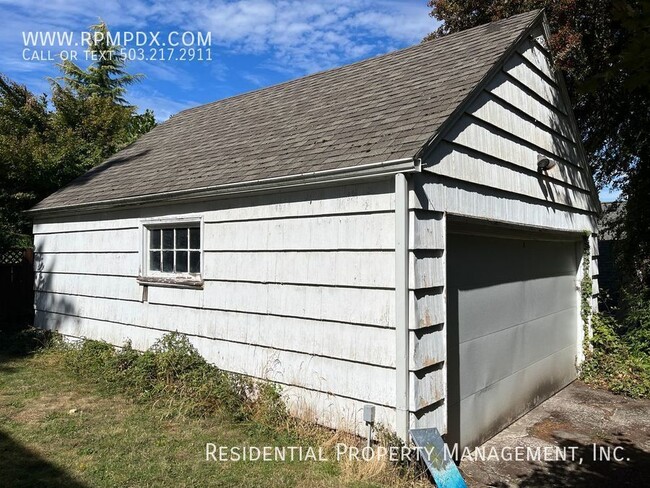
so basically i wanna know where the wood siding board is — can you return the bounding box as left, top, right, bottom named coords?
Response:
left=409, top=252, right=445, bottom=290
left=35, top=291, right=396, bottom=367
left=467, top=92, right=580, bottom=164
left=279, top=385, right=397, bottom=437
left=485, top=74, right=575, bottom=141
left=36, top=310, right=396, bottom=406
left=34, top=228, right=139, bottom=253
left=205, top=250, right=394, bottom=289
left=430, top=143, right=593, bottom=211
left=515, top=45, right=559, bottom=89
left=410, top=403, right=446, bottom=431
left=409, top=289, right=446, bottom=330
left=152, top=281, right=393, bottom=327
left=420, top=175, right=596, bottom=222
left=590, top=236, right=600, bottom=257
left=34, top=252, right=140, bottom=277
left=502, top=55, right=567, bottom=113
left=441, top=137, right=590, bottom=194
left=591, top=257, right=599, bottom=276
left=35, top=273, right=141, bottom=301
left=203, top=212, right=394, bottom=251
left=451, top=113, right=584, bottom=173
left=409, top=210, right=445, bottom=250
left=33, top=225, right=139, bottom=235
left=409, top=326, right=445, bottom=371
left=33, top=180, right=395, bottom=233
left=415, top=173, right=598, bottom=233
left=409, top=367, right=445, bottom=411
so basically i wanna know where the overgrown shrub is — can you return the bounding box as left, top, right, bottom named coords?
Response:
left=581, top=313, right=650, bottom=398
left=620, top=289, right=650, bottom=357
left=0, top=326, right=58, bottom=356
left=62, top=332, right=288, bottom=424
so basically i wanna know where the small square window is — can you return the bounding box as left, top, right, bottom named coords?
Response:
left=145, top=223, right=201, bottom=278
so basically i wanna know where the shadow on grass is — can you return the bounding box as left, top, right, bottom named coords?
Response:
left=0, top=429, right=88, bottom=488
left=0, top=328, right=54, bottom=366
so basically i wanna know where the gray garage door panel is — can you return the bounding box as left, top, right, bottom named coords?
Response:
left=447, top=232, right=580, bottom=450
left=458, top=276, right=578, bottom=343
left=460, top=306, right=577, bottom=399
left=458, top=345, right=577, bottom=449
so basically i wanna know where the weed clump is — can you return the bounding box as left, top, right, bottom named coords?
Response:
left=62, top=332, right=287, bottom=423
left=0, top=326, right=58, bottom=356
left=581, top=313, right=650, bottom=398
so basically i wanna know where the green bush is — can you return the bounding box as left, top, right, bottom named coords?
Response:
left=621, top=289, right=650, bottom=357
left=61, top=332, right=288, bottom=424
left=0, top=327, right=58, bottom=356
left=581, top=313, right=650, bottom=398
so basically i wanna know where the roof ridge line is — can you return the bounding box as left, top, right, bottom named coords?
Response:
left=173, top=9, right=544, bottom=120
left=413, top=9, right=544, bottom=162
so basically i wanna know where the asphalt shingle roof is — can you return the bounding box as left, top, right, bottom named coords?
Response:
left=33, top=10, right=541, bottom=211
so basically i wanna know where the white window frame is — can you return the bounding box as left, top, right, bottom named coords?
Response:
left=137, top=215, right=204, bottom=288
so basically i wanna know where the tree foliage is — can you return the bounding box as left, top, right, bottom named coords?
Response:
left=0, top=21, right=155, bottom=249
left=426, top=0, right=650, bottom=287
left=0, top=76, right=55, bottom=248
left=57, top=20, right=143, bottom=105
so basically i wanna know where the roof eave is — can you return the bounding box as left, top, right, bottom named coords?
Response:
left=27, top=156, right=421, bottom=218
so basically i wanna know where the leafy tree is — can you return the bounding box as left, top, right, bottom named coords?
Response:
left=50, top=86, right=137, bottom=177
left=57, top=20, right=143, bottom=104
left=0, top=76, right=55, bottom=248
left=0, top=21, right=156, bottom=249
left=426, top=0, right=650, bottom=288
left=126, top=109, right=156, bottom=144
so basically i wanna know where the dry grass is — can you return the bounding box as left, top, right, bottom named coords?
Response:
left=0, top=333, right=429, bottom=487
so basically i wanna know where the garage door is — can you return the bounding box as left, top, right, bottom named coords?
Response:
left=446, top=229, right=580, bottom=449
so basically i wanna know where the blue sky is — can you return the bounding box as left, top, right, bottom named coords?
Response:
left=0, top=0, right=437, bottom=119
left=0, top=0, right=619, bottom=201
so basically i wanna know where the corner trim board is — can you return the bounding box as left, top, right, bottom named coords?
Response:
left=395, top=172, right=410, bottom=440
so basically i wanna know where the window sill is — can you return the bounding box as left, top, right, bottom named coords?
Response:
left=136, top=276, right=204, bottom=289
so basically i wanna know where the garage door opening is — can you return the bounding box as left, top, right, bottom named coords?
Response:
left=446, top=222, right=582, bottom=450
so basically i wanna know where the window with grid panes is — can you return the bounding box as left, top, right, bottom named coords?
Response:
left=148, top=226, right=201, bottom=276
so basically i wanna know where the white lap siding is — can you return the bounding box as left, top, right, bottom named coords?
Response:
left=34, top=179, right=398, bottom=434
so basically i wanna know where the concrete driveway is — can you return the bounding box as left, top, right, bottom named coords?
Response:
left=459, top=381, right=650, bottom=487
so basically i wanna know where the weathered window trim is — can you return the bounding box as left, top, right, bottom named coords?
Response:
left=138, top=215, right=204, bottom=288
left=136, top=275, right=204, bottom=289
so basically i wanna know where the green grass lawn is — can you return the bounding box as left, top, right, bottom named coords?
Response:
left=0, top=346, right=418, bottom=488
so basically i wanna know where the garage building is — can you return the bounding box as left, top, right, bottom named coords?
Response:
left=29, top=10, right=600, bottom=449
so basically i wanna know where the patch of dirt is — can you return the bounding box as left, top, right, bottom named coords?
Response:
left=528, top=416, right=575, bottom=443
left=12, top=392, right=121, bottom=424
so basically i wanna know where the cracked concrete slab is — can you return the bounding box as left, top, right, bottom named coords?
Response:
left=458, top=381, right=650, bottom=487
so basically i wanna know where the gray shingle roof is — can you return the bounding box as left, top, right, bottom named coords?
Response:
left=32, top=10, right=541, bottom=211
